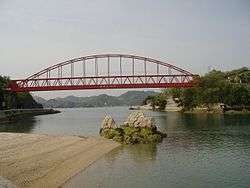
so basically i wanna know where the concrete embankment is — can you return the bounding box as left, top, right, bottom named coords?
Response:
left=0, top=133, right=120, bottom=188
left=0, top=109, right=60, bottom=123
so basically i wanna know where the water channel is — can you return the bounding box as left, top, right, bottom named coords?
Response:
left=1, top=107, right=249, bottom=188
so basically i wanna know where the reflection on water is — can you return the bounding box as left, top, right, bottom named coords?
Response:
left=124, top=144, right=157, bottom=162
left=1, top=107, right=250, bottom=188
left=0, top=107, right=131, bottom=136
left=0, top=117, right=36, bottom=133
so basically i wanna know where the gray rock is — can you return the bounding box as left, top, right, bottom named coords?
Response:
left=101, top=115, right=117, bottom=129
left=124, top=111, right=156, bottom=130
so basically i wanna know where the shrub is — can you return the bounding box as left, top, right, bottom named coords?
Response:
left=100, top=128, right=122, bottom=139
left=112, top=135, right=123, bottom=143
left=124, top=127, right=140, bottom=136
left=140, top=128, right=154, bottom=138
left=100, top=127, right=166, bottom=145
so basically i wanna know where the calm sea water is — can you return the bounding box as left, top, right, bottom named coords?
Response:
left=1, top=107, right=250, bottom=188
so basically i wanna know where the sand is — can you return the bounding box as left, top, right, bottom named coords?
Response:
left=0, top=133, right=120, bottom=188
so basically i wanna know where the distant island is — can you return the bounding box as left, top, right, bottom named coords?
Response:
left=34, top=91, right=158, bottom=108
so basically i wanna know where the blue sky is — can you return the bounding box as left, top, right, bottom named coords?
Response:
left=0, top=0, right=249, bottom=98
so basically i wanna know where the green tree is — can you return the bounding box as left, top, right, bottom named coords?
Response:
left=0, top=76, right=10, bottom=109
left=152, top=95, right=167, bottom=110
left=179, top=88, right=197, bottom=111
left=223, top=84, right=249, bottom=106
left=199, top=87, right=220, bottom=110
left=169, top=88, right=183, bottom=100
left=0, top=75, right=43, bottom=109
left=143, top=94, right=167, bottom=111
left=169, top=68, right=250, bottom=111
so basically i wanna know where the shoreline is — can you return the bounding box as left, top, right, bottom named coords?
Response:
left=136, top=105, right=250, bottom=115
left=0, top=133, right=120, bottom=188
left=0, top=108, right=61, bottom=123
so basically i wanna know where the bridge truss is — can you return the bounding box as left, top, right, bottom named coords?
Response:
left=7, top=54, right=197, bottom=92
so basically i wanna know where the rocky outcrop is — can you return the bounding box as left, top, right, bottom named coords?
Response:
left=100, top=112, right=166, bottom=144
left=124, top=111, right=156, bottom=130
left=101, top=115, right=117, bottom=129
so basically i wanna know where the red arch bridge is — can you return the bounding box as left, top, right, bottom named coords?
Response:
left=7, top=54, right=198, bottom=92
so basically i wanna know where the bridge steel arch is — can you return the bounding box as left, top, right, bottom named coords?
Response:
left=8, top=54, right=198, bottom=92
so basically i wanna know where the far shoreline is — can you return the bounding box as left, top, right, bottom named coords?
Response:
left=134, top=104, right=250, bottom=115
left=0, top=108, right=61, bottom=123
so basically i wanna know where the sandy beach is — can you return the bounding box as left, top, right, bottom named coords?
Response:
left=0, top=133, right=120, bottom=188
